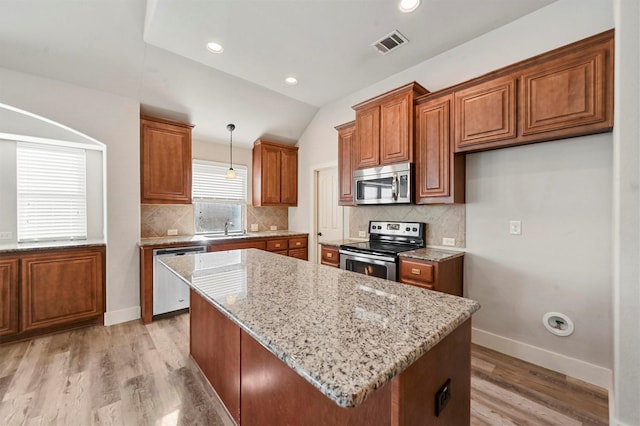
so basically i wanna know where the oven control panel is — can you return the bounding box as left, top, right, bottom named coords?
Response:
left=369, top=221, right=425, bottom=238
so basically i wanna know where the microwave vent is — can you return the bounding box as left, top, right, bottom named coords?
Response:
left=372, top=30, right=409, bottom=55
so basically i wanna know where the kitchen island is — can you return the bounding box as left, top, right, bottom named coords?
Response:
left=159, top=249, right=480, bottom=425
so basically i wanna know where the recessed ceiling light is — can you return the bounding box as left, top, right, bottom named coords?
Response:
left=398, top=0, right=420, bottom=13
left=284, top=76, right=298, bottom=85
left=206, top=42, right=224, bottom=53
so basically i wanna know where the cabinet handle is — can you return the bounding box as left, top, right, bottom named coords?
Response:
left=296, top=242, right=301, bottom=246
left=275, top=243, right=281, bottom=248
left=411, top=268, right=421, bottom=275
left=327, top=253, right=333, bottom=258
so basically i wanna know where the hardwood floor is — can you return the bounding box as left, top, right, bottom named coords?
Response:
left=0, top=314, right=608, bottom=425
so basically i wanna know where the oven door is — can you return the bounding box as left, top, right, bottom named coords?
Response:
left=339, top=250, right=397, bottom=281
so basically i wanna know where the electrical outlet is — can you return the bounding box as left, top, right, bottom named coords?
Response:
left=270, top=225, right=277, bottom=231
left=167, top=229, right=178, bottom=236
left=509, top=220, right=522, bottom=235
left=442, top=237, right=455, bottom=246
left=250, top=223, right=259, bottom=232
left=358, top=230, right=366, bottom=238
left=0, top=231, right=12, bottom=239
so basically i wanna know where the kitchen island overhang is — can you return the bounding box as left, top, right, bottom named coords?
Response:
left=159, top=249, right=480, bottom=425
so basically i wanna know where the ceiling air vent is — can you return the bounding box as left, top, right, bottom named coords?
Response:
left=371, top=30, right=409, bottom=55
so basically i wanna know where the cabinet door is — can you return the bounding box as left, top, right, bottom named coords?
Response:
left=280, top=148, right=298, bottom=205
left=140, top=118, right=192, bottom=204
left=399, top=258, right=435, bottom=290
left=261, top=145, right=282, bottom=204
left=0, top=258, right=19, bottom=337
left=520, top=40, right=612, bottom=140
left=454, top=76, right=517, bottom=153
left=337, top=124, right=355, bottom=205
left=320, top=246, right=339, bottom=268
left=380, top=93, right=411, bottom=165
left=21, top=248, right=104, bottom=332
left=287, top=248, right=308, bottom=260
left=354, top=106, right=380, bottom=169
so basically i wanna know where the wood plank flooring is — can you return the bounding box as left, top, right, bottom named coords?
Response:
left=0, top=314, right=608, bottom=425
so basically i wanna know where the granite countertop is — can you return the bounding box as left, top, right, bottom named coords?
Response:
left=159, top=249, right=480, bottom=408
left=399, top=247, right=465, bottom=262
left=0, top=239, right=106, bottom=254
left=139, top=230, right=309, bottom=247
left=319, top=238, right=365, bottom=248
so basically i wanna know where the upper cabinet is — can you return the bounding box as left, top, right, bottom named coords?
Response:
left=335, top=121, right=356, bottom=206
left=453, top=29, right=613, bottom=153
left=353, top=82, right=429, bottom=169
left=140, top=115, right=194, bottom=204
left=253, top=139, right=298, bottom=207
left=415, top=94, right=465, bottom=204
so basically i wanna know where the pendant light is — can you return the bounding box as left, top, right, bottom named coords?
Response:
left=226, top=123, right=236, bottom=179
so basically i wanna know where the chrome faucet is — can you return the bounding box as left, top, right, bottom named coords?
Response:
left=224, top=219, right=232, bottom=235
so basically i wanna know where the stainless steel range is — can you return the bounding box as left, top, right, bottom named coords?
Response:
left=339, top=220, right=426, bottom=281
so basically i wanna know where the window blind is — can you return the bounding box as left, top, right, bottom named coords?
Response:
left=192, top=160, right=247, bottom=202
left=16, top=143, right=87, bottom=242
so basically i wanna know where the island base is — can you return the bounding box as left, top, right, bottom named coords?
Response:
left=190, top=290, right=471, bottom=425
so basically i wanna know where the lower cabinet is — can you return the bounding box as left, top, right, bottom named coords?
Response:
left=0, top=246, right=105, bottom=343
left=0, top=258, right=19, bottom=337
left=398, top=255, right=463, bottom=296
left=320, top=245, right=339, bottom=268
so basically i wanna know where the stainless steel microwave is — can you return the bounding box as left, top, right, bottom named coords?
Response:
left=353, top=162, right=412, bottom=205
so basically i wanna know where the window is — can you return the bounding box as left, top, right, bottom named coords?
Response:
left=16, top=142, right=87, bottom=242
left=192, top=160, right=247, bottom=234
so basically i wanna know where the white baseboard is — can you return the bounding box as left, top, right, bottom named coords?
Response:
left=472, top=327, right=612, bottom=389
left=103, top=306, right=141, bottom=326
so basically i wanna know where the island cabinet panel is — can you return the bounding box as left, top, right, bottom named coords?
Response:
left=240, top=329, right=391, bottom=426
left=190, top=290, right=240, bottom=424
left=453, top=75, right=517, bottom=153
left=0, top=258, right=19, bottom=337
left=336, top=121, right=356, bottom=206
left=253, top=139, right=299, bottom=207
left=20, top=247, right=104, bottom=332
left=519, top=37, right=613, bottom=141
left=320, top=245, right=339, bottom=268
left=399, top=256, right=463, bottom=296
left=140, top=116, right=193, bottom=204
left=415, top=94, right=465, bottom=204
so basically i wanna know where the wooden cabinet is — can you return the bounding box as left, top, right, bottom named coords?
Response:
left=320, top=245, right=339, bottom=268
left=415, top=94, right=465, bottom=204
left=140, top=115, right=194, bottom=204
left=0, top=257, right=19, bottom=337
left=452, top=29, right=613, bottom=153
left=20, top=247, right=105, bottom=332
left=208, top=240, right=266, bottom=252
left=399, top=255, right=463, bottom=296
left=266, top=239, right=288, bottom=253
left=287, top=237, right=307, bottom=260
left=335, top=121, right=356, bottom=206
left=253, top=139, right=298, bottom=206
left=454, top=76, right=517, bottom=152
left=353, top=82, right=429, bottom=169
left=519, top=35, right=613, bottom=142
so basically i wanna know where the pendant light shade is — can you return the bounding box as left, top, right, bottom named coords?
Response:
left=226, top=123, right=236, bottom=179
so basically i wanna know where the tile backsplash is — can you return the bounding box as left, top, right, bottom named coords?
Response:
left=347, top=204, right=466, bottom=248
left=141, top=204, right=288, bottom=237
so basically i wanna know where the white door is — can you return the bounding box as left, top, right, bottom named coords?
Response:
left=316, top=167, right=343, bottom=262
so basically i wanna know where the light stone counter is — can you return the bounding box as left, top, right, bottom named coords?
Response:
left=159, top=249, right=480, bottom=408
left=138, top=230, right=308, bottom=247
left=399, top=247, right=465, bottom=262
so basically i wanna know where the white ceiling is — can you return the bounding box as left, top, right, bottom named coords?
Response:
left=0, top=0, right=557, bottom=148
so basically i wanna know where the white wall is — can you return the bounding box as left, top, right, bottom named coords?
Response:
left=0, top=66, right=141, bottom=324
left=291, top=0, right=614, bottom=386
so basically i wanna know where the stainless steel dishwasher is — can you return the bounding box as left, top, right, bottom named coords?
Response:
left=153, top=245, right=207, bottom=316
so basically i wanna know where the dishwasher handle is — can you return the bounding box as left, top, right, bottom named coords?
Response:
left=153, top=245, right=207, bottom=256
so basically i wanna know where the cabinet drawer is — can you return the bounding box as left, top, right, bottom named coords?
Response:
left=272, top=250, right=288, bottom=256
left=288, top=237, right=307, bottom=249
left=399, top=259, right=435, bottom=288
left=267, top=239, right=288, bottom=251
left=320, top=246, right=339, bottom=267
left=288, top=248, right=308, bottom=260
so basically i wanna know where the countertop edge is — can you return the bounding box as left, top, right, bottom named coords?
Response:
left=0, top=240, right=106, bottom=254
left=139, top=231, right=309, bottom=247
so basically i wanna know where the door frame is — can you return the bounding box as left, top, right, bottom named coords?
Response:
left=310, top=161, right=347, bottom=264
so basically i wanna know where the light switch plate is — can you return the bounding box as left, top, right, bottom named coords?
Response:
left=0, top=231, right=12, bottom=239
left=167, top=229, right=178, bottom=236
left=270, top=225, right=277, bottom=231
left=509, top=220, right=522, bottom=235
left=250, top=223, right=259, bottom=232
left=442, top=237, right=455, bottom=246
